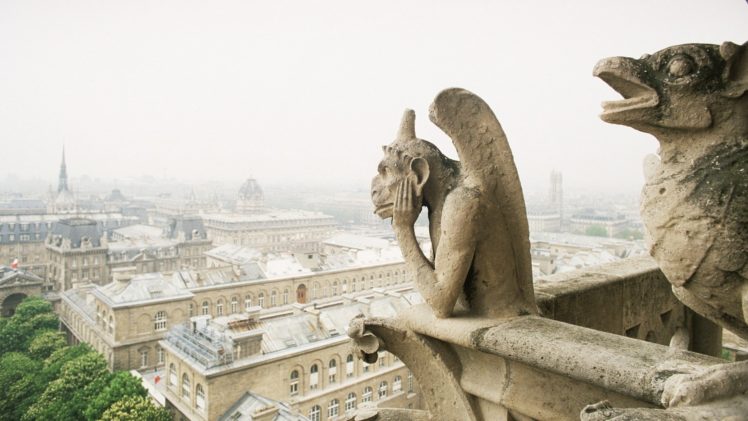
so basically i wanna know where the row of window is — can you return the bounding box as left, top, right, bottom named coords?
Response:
left=306, top=373, right=413, bottom=421
left=290, top=352, right=398, bottom=396
left=169, top=364, right=206, bottom=411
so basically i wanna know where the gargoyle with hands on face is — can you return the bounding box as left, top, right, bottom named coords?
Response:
left=371, top=88, right=537, bottom=319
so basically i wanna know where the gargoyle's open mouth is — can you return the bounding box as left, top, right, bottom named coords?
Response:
left=593, top=57, right=658, bottom=120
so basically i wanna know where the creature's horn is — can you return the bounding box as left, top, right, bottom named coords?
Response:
left=396, top=109, right=417, bottom=142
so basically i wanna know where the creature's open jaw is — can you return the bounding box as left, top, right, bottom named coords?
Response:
left=594, top=57, right=659, bottom=121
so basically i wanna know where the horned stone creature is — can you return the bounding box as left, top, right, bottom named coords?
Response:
left=370, top=88, right=537, bottom=319
left=595, top=41, right=748, bottom=409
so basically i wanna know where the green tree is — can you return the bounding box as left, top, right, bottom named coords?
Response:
left=0, top=297, right=58, bottom=356
left=28, top=330, right=67, bottom=360
left=0, top=352, right=44, bottom=421
left=41, top=343, right=92, bottom=382
left=12, top=297, right=53, bottom=320
left=24, top=352, right=111, bottom=421
left=99, top=396, right=171, bottom=421
left=585, top=225, right=608, bottom=237
left=84, top=371, right=148, bottom=421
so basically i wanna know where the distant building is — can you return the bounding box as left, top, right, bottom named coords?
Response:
left=49, top=147, right=77, bottom=214
left=527, top=213, right=562, bottom=233
left=46, top=218, right=110, bottom=291
left=0, top=266, right=44, bottom=316
left=236, top=178, right=265, bottom=214
left=47, top=216, right=211, bottom=291
left=568, top=211, right=628, bottom=237
left=549, top=170, right=563, bottom=223
left=202, top=210, right=336, bottom=253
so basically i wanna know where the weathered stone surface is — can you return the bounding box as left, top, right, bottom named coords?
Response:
left=596, top=40, right=748, bottom=413
left=370, top=88, right=536, bottom=319
left=594, top=40, right=748, bottom=340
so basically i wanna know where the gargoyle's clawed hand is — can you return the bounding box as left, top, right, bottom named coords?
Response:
left=661, top=361, right=748, bottom=408
left=393, top=177, right=422, bottom=229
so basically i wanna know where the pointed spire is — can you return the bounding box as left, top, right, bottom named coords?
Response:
left=396, top=109, right=417, bottom=142
left=58, top=145, right=69, bottom=193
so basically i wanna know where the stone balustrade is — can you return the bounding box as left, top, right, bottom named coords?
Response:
left=349, top=256, right=744, bottom=421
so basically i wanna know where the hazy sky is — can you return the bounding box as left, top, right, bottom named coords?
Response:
left=1, top=1, right=746, bottom=194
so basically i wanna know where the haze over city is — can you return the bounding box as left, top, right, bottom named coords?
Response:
left=1, top=0, right=745, bottom=195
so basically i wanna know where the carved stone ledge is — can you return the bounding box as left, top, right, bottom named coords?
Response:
left=351, top=303, right=748, bottom=420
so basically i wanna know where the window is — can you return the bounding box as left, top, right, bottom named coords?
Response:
left=328, top=359, right=337, bottom=384
left=378, top=381, right=388, bottom=399
left=345, top=392, right=356, bottom=412
left=346, top=354, right=354, bottom=377
left=290, top=370, right=299, bottom=396
left=189, top=303, right=195, bottom=317
left=309, top=405, right=321, bottom=421
left=363, top=361, right=370, bottom=373
left=231, top=297, right=238, bottom=313
left=310, top=364, right=319, bottom=390
left=328, top=399, right=339, bottom=418
left=363, top=386, right=373, bottom=402
left=393, top=376, right=402, bottom=393
left=244, top=294, right=252, bottom=311
left=312, top=284, right=318, bottom=299
left=271, top=290, right=277, bottom=306
left=378, top=351, right=386, bottom=367
left=182, top=374, right=191, bottom=399
left=332, top=281, right=338, bottom=295
left=154, top=311, right=167, bottom=331
left=216, top=299, right=224, bottom=316
left=196, top=384, right=206, bottom=410
left=157, top=347, right=164, bottom=365
left=140, top=349, right=148, bottom=368
left=283, top=289, right=289, bottom=305
left=258, top=292, right=265, bottom=308
left=408, top=371, right=414, bottom=393
left=202, top=301, right=209, bottom=315
left=169, top=364, right=177, bottom=387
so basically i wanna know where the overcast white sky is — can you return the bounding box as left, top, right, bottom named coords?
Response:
left=1, top=0, right=746, bottom=194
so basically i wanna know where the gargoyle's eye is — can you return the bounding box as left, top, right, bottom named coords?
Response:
left=667, top=56, right=694, bottom=78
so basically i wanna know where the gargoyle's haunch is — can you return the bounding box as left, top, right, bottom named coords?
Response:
left=371, top=88, right=537, bottom=319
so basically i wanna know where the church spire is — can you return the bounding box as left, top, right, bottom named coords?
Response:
left=58, top=146, right=69, bottom=193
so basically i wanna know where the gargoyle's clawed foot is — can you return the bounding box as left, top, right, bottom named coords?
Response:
left=661, top=361, right=748, bottom=408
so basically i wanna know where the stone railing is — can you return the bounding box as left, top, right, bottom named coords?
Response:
left=349, top=256, right=743, bottom=420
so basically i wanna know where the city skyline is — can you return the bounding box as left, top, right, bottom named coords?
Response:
left=1, top=1, right=746, bottom=193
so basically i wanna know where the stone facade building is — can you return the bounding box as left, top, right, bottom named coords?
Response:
left=47, top=216, right=211, bottom=291
left=0, top=266, right=44, bottom=316
left=0, top=212, right=136, bottom=279
left=58, top=251, right=410, bottom=372
left=156, top=289, right=421, bottom=421
left=202, top=210, right=336, bottom=252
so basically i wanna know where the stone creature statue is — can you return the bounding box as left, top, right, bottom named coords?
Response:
left=595, top=41, right=748, bottom=409
left=370, top=88, right=537, bottom=319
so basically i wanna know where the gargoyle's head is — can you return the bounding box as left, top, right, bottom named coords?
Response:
left=371, top=110, right=458, bottom=219
left=594, top=41, right=747, bottom=138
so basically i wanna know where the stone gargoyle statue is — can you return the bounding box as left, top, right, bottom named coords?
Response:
left=595, top=41, right=748, bottom=410
left=371, top=87, right=537, bottom=319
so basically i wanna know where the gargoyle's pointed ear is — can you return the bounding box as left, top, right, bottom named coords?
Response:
left=720, top=41, right=748, bottom=98
left=409, top=157, right=430, bottom=196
